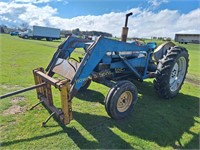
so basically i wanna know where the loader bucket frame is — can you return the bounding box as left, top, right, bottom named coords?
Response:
left=46, top=36, right=150, bottom=98
left=0, top=35, right=152, bottom=126
left=33, top=67, right=72, bottom=125
left=0, top=12, right=187, bottom=127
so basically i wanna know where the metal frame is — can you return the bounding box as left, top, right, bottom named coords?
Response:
left=0, top=12, right=178, bottom=126
left=0, top=13, right=161, bottom=126
left=33, top=67, right=72, bottom=125
left=46, top=36, right=154, bottom=98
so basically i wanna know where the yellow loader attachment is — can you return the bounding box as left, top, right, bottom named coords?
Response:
left=33, top=67, right=72, bottom=126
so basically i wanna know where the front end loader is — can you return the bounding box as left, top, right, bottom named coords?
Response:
left=0, top=13, right=189, bottom=126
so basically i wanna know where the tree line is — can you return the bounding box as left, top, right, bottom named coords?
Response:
left=0, top=25, right=112, bottom=38
left=62, top=28, right=112, bottom=37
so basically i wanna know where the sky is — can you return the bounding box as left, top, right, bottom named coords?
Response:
left=0, top=0, right=200, bottom=38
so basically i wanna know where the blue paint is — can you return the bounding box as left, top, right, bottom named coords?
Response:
left=46, top=36, right=155, bottom=94
left=110, top=57, right=146, bottom=69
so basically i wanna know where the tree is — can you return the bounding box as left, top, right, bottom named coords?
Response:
left=72, top=28, right=81, bottom=35
left=20, top=23, right=29, bottom=31
left=0, top=25, right=9, bottom=34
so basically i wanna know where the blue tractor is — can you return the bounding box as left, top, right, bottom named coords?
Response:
left=1, top=13, right=189, bottom=126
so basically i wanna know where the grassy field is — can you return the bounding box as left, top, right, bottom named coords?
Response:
left=0, top=34, right=199, bottom=149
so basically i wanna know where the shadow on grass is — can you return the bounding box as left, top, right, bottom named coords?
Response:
left=76, top=89, right=105, bottom=105
left=1, top=81, right=199, bottom=149
left=184, top=131, right=200, bottom=149
left=0, top=131, right=64, bottom=147
left=67, top=81, right=199, bottom=148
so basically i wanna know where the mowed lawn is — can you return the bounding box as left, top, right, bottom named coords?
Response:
left=0, top=34, right=199, bottom=149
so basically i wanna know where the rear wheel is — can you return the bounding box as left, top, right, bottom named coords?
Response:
left=105, top=80, right=138, bottom=119
left=154, top=46, right=189, bottom=99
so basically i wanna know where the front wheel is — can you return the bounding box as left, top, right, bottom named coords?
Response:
left=105, top=80, right=138, bottom=119
left=154, top=46, right=189, bottom=99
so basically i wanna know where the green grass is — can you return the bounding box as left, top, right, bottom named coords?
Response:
left=176, top=43, right=200, bottom=78
left=0, top=34, right=199, bottom=149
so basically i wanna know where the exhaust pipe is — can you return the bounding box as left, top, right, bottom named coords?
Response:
left=121, top=12, right=133, bottom=42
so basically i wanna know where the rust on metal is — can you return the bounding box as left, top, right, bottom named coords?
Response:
left=52, top=58, right=80, bottom=80
left=33, top=67, right=72, bottom=125
left=121, top=27, right=129, bottom=42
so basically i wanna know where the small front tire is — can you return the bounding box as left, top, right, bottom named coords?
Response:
left=105, top=80, right=138, bottom=119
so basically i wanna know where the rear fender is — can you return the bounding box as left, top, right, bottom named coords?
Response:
left=153, top=41, right=175, bottom=62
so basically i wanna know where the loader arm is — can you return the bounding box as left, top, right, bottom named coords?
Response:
left=0, top=12, right=189, bottom=127
left=70, top=37, right=149, bottom=97
left=46, top=36, right=150, bottom=99
left=46, top=36, right=90, bottom=75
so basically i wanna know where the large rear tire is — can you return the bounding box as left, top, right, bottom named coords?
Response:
left=154, top=46, right=189, bottom=99
left=105, top=80, right=138, bottom=119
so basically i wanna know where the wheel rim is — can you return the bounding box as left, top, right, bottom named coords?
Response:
left=169, top=57, right=187, bottom=92
left=117, top=91, right=132, bottom=112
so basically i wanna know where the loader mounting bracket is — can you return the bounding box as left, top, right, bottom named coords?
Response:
left=33, top=67, right=72, bottom=125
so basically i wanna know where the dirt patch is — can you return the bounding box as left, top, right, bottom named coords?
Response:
left=2, top=96, right=27, bottom=116
left=3, top=105, right=26, bottom=115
